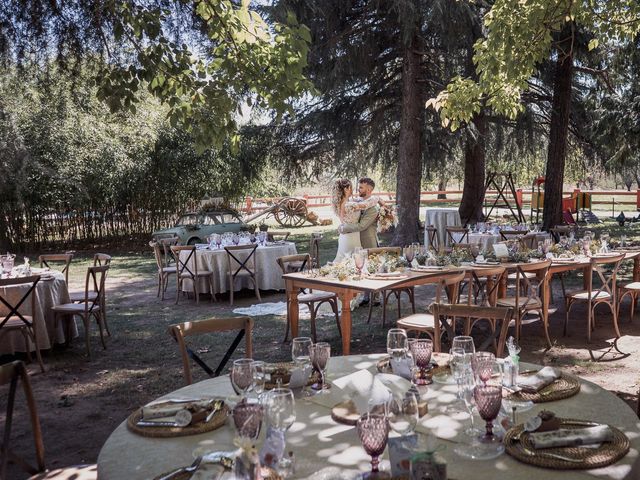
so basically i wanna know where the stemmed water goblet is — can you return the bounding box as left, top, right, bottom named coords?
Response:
left=309, top=342, right=330, bottom=393
left=404, top=246, right=415, bottom=264
left=471, top=352, right=495, bottom=385
left=249, top=233, right=257, bottom=245
left=215, top=234, right=222, bottom=250
left=251, top=360, right=266, bottom=399
left=451, top=336, right=475, bottom=355
left=356, top=413, right=391, bottom=479
left=232, top=400, right=264, bottom=440
left=231, top=358, right=255, bottom=398
left=353, top=248, right=365, bottom=279
left=408, top=338, right=432, bottom=385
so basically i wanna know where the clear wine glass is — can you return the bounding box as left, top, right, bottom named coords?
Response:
left=404, top=246, right=415, bottom=263
left=353, top=250, right=365, bottom=279
left=451, top=336, right=475, bottom=355
left=232, top=400, right=263, bottom=440
left=387, top=392, right=419, bottom=436
left=460, top=372, right=482, bottom=437
left=408, top=339, right=432, bottom=385
left=309, top=342, right=330, bottom=393
left=471, top=352, right=495, bottom=386
left=251, top=360, right=266, bottom=398
left=215, top=235, right=222, bottom=250
left=386, top=328, right=408, bottom=359
left=292, top=337, right=312, bottom=395
left=356, top=413, right=391, bottom=479
left=265, top=387, right=297, bottom=469
left=446, top=346, right=473, bottom=414
left=231, top=359, right=255, bottom=398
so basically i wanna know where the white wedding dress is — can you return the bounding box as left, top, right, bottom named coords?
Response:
left=334, top=196, right=379, bottom=262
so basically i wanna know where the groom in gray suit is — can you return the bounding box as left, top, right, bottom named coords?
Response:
left=338, top=177, right=379, bottom=305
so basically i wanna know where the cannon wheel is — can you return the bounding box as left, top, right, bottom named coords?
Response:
left=274, top=198, right=308, bottom=227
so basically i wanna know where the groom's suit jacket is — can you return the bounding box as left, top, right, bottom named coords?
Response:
left=341, top=204, right=379, bottom=249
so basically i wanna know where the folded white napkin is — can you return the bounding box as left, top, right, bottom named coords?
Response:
left=389, top=356, right=413, bottom=380
left=332, top=370, right=412, bottom=414
left=517, top=366, right=560, bottom=393
left=529, top=425, right=613, bottom=449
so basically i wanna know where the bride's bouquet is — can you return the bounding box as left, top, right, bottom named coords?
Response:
left=377, top=204, right=396, bottom=233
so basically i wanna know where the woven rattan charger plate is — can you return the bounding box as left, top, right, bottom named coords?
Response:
left=505, top=371, right=581, bottom=403
left=376, top=356, right=450, bottom=378
left=264, top=362, right=319, bottom=390
left=127, top=403, right=229, bottom=438
left=504, top=418, right=630, bottom=469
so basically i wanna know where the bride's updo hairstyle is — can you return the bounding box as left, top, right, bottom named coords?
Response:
left=332, top=179, right=352, bottom=214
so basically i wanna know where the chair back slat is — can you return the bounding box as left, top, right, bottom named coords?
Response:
left=82, top=266, right=109, bottom=312
left=446, top=227, right=468, bottom=246
left=431, top=302, right=513, bottom=356
left=0, top=361, right=45, bottom=477
left=276, top=254, right=310, bottom=275
left=425, top=225, right=439, bottom=251
left=309, top=234, right=322, bottom=268
left=171, top=245, right=198, bottom=278
left=468, top=266, right=506, bottom=307
left=367, top=247, right=401, bottom=256
left=225, top=244, right=258, bottom=278
left=93, top=253, right=112, bottom=266
left=38, top=253, right=73, bottom=284
left=511, top=260, right=551, bottom=311
left=500, top=230, right=527, bottom=241
left=169, top=317, right=253, bottom=385
left=589, top=254, right=625, bottom=300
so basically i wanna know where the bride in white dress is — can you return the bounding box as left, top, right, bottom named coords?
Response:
left=332, top=179, right=380, bottom=262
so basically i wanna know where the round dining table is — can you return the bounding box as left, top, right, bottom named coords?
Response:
left=97, top=354, right=640, bottom=480
left=424, top=208, right=462, bottom=249
left=179, top=242, right=297, bottom=295
left=0, top=270, right=76, bottom=355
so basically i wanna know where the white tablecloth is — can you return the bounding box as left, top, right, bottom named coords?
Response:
left=179, top=242, right=297, bottom=294
left=424, top=208, right=461, bottom=248
left=98, top=354, right=640, bottom=480
left=0, top=271, right=75, bottom=354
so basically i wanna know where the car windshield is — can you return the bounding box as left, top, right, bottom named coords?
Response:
left=220, top=212, right=240, bottom=223
left=201, top=214, right=219, bottom=225
left=176, top=214, right=198, bottom=226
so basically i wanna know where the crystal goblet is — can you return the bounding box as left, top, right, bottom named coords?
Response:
left=408, top=338, right=432, bottom=385
left=309, top=342, right=330, bottom=393
left=232, top=400, right=263, bottom=440
left=356, top=413, right=391, bottom=479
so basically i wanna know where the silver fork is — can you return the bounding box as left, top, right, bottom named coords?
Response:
left=156, top=456, right=203, bottom=480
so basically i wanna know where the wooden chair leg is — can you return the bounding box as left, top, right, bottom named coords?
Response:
left=382, top=292, right=388, bottom=328
left=229, top=274, right=234, bottom=306
left=330, top=299, right=341, bottom=337
left=367, top=300, right=374, bottom=324
left=210, top=276, right=216, bottom=303
left=23, top=330, right=32, bottom=363
left=102, top=298, right=111, bottom=337
left=410, top=288, right=416, bottom=314
left=31, top=330, right=45, bottom=373
left=160, top=273, right=166, bottom=301
left=96, top=312, right=107, bottom=350
left=175, top=274, right=181, bottom=305
left=309, top=302, right=318, bottom=343
left=396, top=291, right=401, bottom=319
left=194, top=275, right=200, bottom=304
left=83, top=316, right=92, bottom=359
left=157, top=272, right=161, bottom=297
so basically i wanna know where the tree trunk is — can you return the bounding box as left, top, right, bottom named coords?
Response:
left=459, top=113, right=486, bottom=225
left=392, top=32, right=425, bottom=246
left=437, top=178, right=447, bottom=200
left=542, top=27, right=574, bottom=231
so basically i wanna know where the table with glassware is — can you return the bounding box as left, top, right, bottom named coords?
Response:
left=424, top=208, right=462, bottom=248
left=0, top=267, right=76, bottom=355
left=97, top=350, right=640, bottom=480
left=180, top=241, right=297, bottom=295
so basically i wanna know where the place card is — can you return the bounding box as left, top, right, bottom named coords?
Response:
left=493, top=243, right=509, bottom=258
left=390, top=356, right=413, bottom=380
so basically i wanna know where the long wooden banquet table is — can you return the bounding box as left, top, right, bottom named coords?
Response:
left=97, top=354, right=640, bottom=479
left=283, top=270, right=446, bottom=355
left=283, top=250, right=640, bottom=356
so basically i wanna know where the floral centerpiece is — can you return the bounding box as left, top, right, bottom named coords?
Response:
left=318, top=258, right=356, bottom=281
left=433, top=245, right=474, bottom=267
left=377, top=204, right=396, bottom=233
left=365, top=253, right=408, bottom=274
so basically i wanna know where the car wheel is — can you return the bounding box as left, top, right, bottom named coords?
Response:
left=187, top=237, right=200, bottom=245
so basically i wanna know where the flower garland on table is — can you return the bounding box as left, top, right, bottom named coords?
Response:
left=318, top=259, right=356, bottom=281
left=365, top=253, right=408, bottom=274
left=377, top=204, right=396, bottom=233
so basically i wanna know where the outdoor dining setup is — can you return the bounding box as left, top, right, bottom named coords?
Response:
left=92, top=225, right=640, bottom=479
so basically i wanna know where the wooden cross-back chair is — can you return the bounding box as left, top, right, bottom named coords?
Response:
left=268, top=231, right=291, bottom=242
left=69, top=253, right=113, bottom=336
left=309, top=233, right=323, bottom=268
left=276, top=254, right=340, bottom=343
left=565, top=254, right=625, bottom=349
left=397, top=271, right=466, bottom=352
left=519, top=233, right=539, bottom=250
left=497, top=260, right=551, bottom=347
left=432, top=303, right=514, bottom=357
left=225, top=244, right=261, bottom=306
left=169, top=316, right=253, bottom=385
left=1, top=360, right=98, bottom=480
left=425, top=225, right=439, bottom=252
left=445, top=227, right=468, bottom=247
left=53, top=265, right=109, bottom=359
left=38, top=254, right=73, bottom=284
left=499, top=230, right=527, bottom=242
left=171, top=245, right=215, bottom=305
left=1, top=360, right=45, bottom=478
left=619, top=281, right=640, bottom=322
left=0, top=275, right=45, bottom=372
left=151, top=242, right=176, bottom=300
left=465, top=265, right=506, bottom=308
left=366, top=247, right=416, bottom=327
left=550, top=225, right=575, bottom=243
